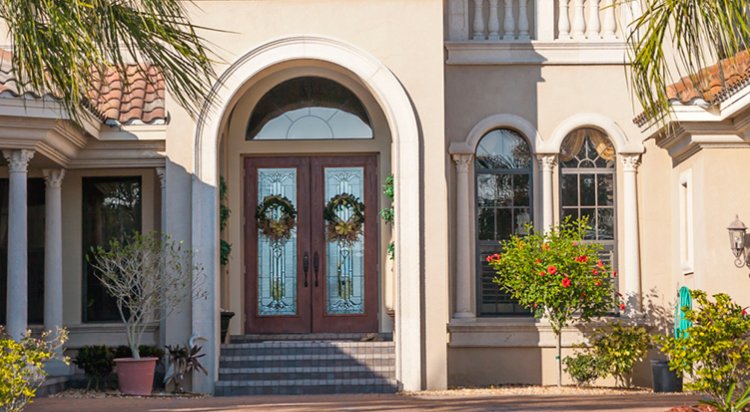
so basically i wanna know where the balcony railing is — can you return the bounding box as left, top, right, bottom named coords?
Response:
left=448, top=0, right=642, bottom=42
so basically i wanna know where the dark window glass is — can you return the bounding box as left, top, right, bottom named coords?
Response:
left=0, top=179, right=45, bottom=325
left=246, top=77, right=373, bottom=140
left=82, top=177, right=141, bottom=322
left=475, top=129, right=532, bottom=316
left=559, top=129, right=617, bottom=277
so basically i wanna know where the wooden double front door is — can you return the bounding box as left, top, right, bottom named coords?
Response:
left=244, top=156, right=379, bottom=334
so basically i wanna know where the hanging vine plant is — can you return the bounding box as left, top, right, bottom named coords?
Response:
left=219, top=176, right=232, bottom=266
left=255, top=194, right=298, bottom=243
left=379, top=174, right=395, bottom=259
left=324, top=193, right=365, bottom=245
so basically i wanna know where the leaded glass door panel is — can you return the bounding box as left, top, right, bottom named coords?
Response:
left=245, top=156, right=378, bottom=334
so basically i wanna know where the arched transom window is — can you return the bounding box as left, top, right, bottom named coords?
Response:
left=475, top=129, right=532, bottom=316
left=559, top=128, right=617, bottom=265
left=246, top=76, right=373, bottom=140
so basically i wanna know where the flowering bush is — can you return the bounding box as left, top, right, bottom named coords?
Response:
left=659, top=291, right=750, bottom=411
left=0, top=327, right=68, bottom=412
left=488, top=218, right=619, bottom=386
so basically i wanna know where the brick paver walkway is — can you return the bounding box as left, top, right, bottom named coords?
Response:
left=27, top=393, right=699, bottom=411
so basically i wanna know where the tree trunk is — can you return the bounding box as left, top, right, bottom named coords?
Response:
left=556, top=331, right=562, bottom=388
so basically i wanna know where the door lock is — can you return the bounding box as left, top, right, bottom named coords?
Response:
left=313, top=251, right=320, bottom=287
left=303, top=252, right=309, bottom=287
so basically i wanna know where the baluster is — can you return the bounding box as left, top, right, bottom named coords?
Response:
left=503, top=0, right=516, bottom=40
left=586, top=0, right=601, bottom=39
left=488, top=0, right=501, bottom=40
left=473, top=0, right=486, bottom=40
left=601, top=0, right=616, bottom=39
left=572, top=0, right=586, bottom=39
left=558, top=0, right=571, bottom=39
left=629, top=0, right=643, bottom=38
left=518, top=0, right=530, bottom=39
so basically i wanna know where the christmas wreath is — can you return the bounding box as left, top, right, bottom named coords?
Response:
left=255, top=194, right=297, bottom=243
left=324, top=193, right=365, bottom=244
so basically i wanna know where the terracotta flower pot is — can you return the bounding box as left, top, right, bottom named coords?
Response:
left=114, top=357, right=158, bottom=395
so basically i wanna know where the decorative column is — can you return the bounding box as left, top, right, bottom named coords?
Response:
left=585, top=0, right=601, bottom=39
left=156, top=167, right=167, bottom=347
left=502, top=0, right=516, bottom=40
left=558, top=0, right=571, bottom=39
left=572, top=0, right=586, bottom=39
left=473, top=0, right=486, bottom=40
left=621, top=154, right=642, bottom=314
left=43, top=169, right=65, bottom=340
left=538, top=154, right=557, bottom=232
left=488, top=0, right=500, bottom=40
left=518, top=0, right=530, bottom=39
left=453, top=153, right=475, bottom=320
left=601, top=0, right=616, bottom=39
left=4, top=149, right=34, bottom=340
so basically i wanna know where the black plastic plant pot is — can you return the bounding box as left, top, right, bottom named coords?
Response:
left=651, top=359, right=683, bottom=393
left=220, top=311, right=235, bottom=343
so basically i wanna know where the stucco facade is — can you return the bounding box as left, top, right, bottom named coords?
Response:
left=0, top=0, right=748, bottom=393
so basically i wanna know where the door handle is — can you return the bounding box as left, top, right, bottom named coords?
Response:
left=303, top=253, right=309, bottom=287
left=313, top=251, right=320, bottom=287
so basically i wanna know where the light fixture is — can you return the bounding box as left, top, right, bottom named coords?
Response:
left=728, top=215, right=748, bottom=268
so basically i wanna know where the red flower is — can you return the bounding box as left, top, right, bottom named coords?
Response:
left=597, top=260, right=604, bottom=268
left=535, top=259, right=542, bottom=264
left=539, top=271, right=546, bottom=277
left=486, top=253, right=501, bottom=263
left=486, top=255, right=492, bottom=263
left=592, top=269, right=599, bottom=275
left=743, top=309, right=748, bottom=316
left=613, top=271, right=618, bottom=277
left=547, top=265, right=557, bottom=275
left=542, top=243, right=550, bottom=251
left=595, top=280, right=602, bottom=286
left=575, top=255, right=589, bottom=263
left=561, top=277, right=571, bottom=288
left=572, top=241, right=578, bottom=246
left=619, top=303, right=626, bottom=311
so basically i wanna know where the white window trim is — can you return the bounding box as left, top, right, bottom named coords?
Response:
left=679, top=169, right=694, bottom=274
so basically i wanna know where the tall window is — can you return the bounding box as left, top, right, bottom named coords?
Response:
left=475, top=129, right=532, bottom=316
left=0, top=179, right=45, bottom=325
left=82, top=177, right=142, bottom=322
left=559, top=128, right=617, bottom=266
left=246, top=76, right=373, bottom=140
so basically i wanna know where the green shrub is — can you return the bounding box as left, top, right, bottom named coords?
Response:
left=73, top=346, right=113, bottom=390
left=563, top=353, right=601, bottom=386
left=0, top=327, right=67, bottom=412
left=589, top=323, right=650, bottom=387
left=659, top=291, right=750, bottom=411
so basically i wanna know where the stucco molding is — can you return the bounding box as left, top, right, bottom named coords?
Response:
left=543, top=112, right=644, bottom=154
left=193, top=35, right=423, bottom=392
left=450, top=113, right=542, bottom=154
left=445, top=41, right=629, bottom=66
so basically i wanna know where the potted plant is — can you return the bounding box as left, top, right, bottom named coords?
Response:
left=164, top=342, right=207, bottom=393
left=220, top=309, right=235, bottom=343
left=89, top=231, right=205, bottom=395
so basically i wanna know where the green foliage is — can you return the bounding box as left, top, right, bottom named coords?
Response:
left=702, top=383, right=750, bottom=412
left=164, top=344, right=207, bottom=394
left=590, top=323, right=650, bottom=387
left=113, top=345, right=164, bottom=361
left=74, top=346, right=114, bottom=390
left=220, top=176, right=232, bottom=267
left=563, top=353, right=602, bottom=387
left=659, top=291, right=750, bottom=411
left=628, top=0, right=750, bottom=127
left=488, top=218, right=618, bottom=334
left=0, top=328, right=67, bottom=412
left=0, top=0, right=217, bottom=124
left=379, top=174, right=395, bottom=260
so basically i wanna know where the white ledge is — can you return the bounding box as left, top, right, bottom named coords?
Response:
left=445, top=41, right=629, bottom=65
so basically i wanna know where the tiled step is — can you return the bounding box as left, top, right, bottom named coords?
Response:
left=219, top=365, right=395, bottom=381
left=228, top=333, right=392, bottom=343
left=217, top=336, right=397, bottom=396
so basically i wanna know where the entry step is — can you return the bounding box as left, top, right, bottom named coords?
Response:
left=228, top=333, right=392, bottom=343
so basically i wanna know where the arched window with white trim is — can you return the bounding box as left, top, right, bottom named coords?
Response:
left=475, top=129, right=533, bottom=316
left=559, top=128, right=617, bottom=267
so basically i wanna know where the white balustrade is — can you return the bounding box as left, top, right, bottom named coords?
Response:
left=571, top=0, right=586, bottom=39
left=488, top=0, right=500, bottom=40
left=467, top=0, right=534, bottom=40
left=585, top=0, right=601, bottom=39
left=554, top=0, right=636, bottom=41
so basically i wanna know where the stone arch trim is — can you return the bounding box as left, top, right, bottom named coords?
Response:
left=191, top=36, right=422, bottom=393
left=542, top=113, right=644, bottom=154
left=449, top=113, right=542, bottom=154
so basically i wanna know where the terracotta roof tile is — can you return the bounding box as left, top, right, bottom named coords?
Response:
left=0, top=50, right=166, bottom=125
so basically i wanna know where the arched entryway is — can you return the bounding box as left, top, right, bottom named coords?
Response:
left=192, top=36, right=423, bottom=393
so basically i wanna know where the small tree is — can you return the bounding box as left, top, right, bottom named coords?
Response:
left=488, top=218, right=619, bottom=387
left=89, top=231, right=205, bottom=359
left=659, top=291, right=750, bottom=411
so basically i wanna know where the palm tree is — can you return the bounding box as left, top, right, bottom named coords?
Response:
left=628, top=0, right=750, bottom=124
left=0, top=0, right=216, bottom=123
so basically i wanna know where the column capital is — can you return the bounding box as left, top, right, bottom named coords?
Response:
left=620, top=154, right=641, bottom=172
left=156, top=167, right=166, bottom=188
left=536, top=154, right=558, bottom=171
left=3, top=150, right=34, bottom=173
left=452, top=153, right=473, bottom=173
left=43, top=169, right=66, bottom=189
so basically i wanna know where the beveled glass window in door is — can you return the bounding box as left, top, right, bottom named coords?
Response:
left=324, top=167, right=365, bottom=315
left=559, top=128, right=617, bottom=267
left=257, top=168, right=298, bottom=316
left=475, top=128, right=532, bottom=316
left=247, top=77, right=373, bottom=140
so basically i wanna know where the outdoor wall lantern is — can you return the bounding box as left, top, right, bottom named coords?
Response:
left=728, top=215, right=748, bottom=268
